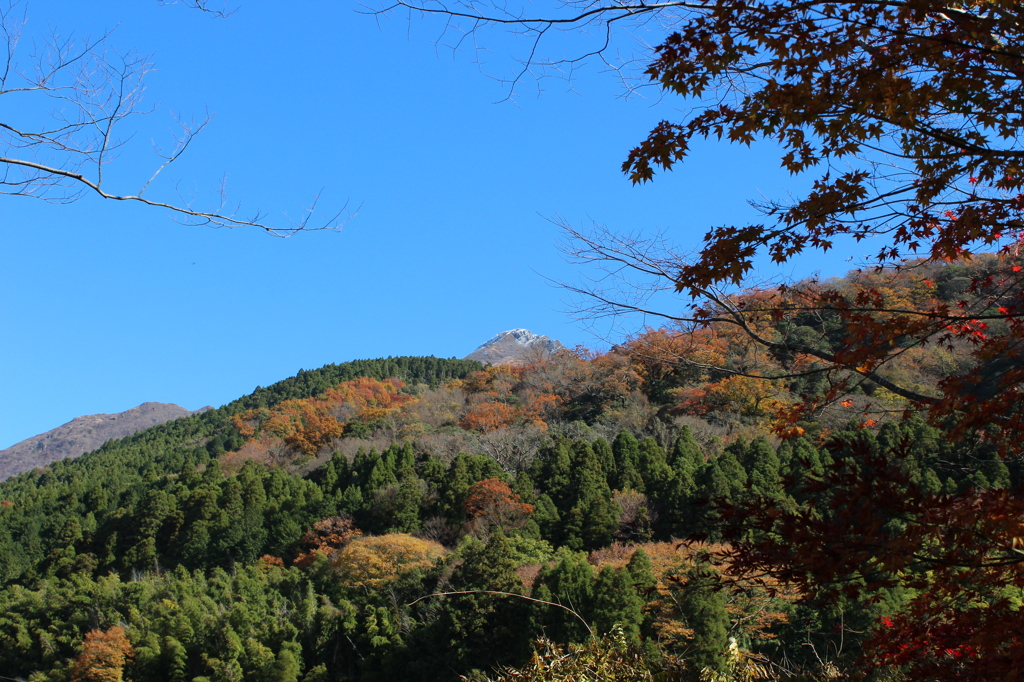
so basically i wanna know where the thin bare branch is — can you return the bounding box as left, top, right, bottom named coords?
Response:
left=0, top=1, right=349, bottom=235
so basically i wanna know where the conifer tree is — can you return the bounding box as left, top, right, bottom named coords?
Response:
left=742, top=437, right=784, bottom=501
left=591, top=566, right=645, bottom=639
left=532, top=550, right=595, bottom=643
left=535, top=440, right=574, bottom=512
left=678, top=563, right=730, bottom=674
left=591, top=437, right=616, bottom=478
left=637, top=437, right=673, bottom=502
left=625, top=549, right=657, bottom=598
left=387, top=475, right=423, bottom=534
left=562, top=443, right=619, bottom=550
left=697, top=450, right=748, bottom=539
left=419, top=532, right=533, bottom=678
left=670, top=426, right=704, bottom=474
left=611, top=431, right=644, bottom=493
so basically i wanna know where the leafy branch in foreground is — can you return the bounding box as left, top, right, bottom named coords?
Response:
left=377, top=2, right=1024, bottom=679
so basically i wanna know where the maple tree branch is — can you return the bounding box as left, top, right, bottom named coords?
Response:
left=156, top=0, right=236, bottom=18
left=560, top=222, right=948, bottom=404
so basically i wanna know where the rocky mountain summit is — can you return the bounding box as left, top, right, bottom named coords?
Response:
left=464, top=329, right=562, bottom=365
left=0, top=402, right=210, bottom=481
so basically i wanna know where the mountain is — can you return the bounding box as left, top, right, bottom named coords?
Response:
left=0, top=311, right=1011, bottom=681
left=0, top=402, right=210, bottom=481
left=464, top=328, right=562, bottom=365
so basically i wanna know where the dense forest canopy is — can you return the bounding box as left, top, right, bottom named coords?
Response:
left=5, top=1, right=1024, bottom=679
left=2, top=263, right=1021, bottom=680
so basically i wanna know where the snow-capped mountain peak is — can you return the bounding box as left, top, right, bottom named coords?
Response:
left=464, top=329, right=562, bottom=365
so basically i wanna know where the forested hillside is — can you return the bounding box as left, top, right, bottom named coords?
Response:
left=1, top=263, right=1021, bottom=681
left=0, top=403, right=212, bottom=483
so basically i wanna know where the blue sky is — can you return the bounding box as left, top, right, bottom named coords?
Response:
left=1, top=1, right=856, bottom=448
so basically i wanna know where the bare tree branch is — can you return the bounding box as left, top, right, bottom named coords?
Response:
left=156, top=0, right=237, bottom=19
left=557, top=220, right=945, bottom=404
left=0, top=1, right=351, bottom=236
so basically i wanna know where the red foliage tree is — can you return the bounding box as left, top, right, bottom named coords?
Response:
left=464, top=478, right=534, bottom=533
left=293, top=516, right=363, bottom=568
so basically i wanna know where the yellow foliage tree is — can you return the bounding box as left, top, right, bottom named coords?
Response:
left=331, top=533, right=445, bottom=588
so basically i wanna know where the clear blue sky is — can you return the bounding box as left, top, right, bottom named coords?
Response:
left=1, top=1, right=857, bottom=448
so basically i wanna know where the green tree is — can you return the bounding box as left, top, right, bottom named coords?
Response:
left=678, top=563, right=729, bottom=674
left=696, top=450, right=747, bottom=539
left=561, top=442, right=619, bottom=550
left=532, top=549, right=595, bottom=643
left=611, top=432, right=644, bottom=493
left=740, top=437, right=784, bottom=501
left=637, top=437, right=673, bottom=502
left=413, top=532, right=533, bottom=679
left=591, top=566, right=645, bottom=639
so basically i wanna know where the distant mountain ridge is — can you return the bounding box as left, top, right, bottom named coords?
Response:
left=0, top=402, right=210, bottom=481
left=464, top=328, right=562, bottom=365
left=0, top=335, right=539, bottom=481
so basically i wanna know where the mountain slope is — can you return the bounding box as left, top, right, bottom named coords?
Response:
left=0, top=402, right=210, bottom=482
left=464, top=329, right=562, bottom=365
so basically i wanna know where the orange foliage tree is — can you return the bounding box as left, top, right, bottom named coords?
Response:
left=262, top=399, right=345, bottom=455
left=70, top=626, right=134, bottom=682
left=460, top=400, right=520, bottom=432
left=451, top=349, right=647, bottom=432
left=321, top=376, right=417, bottom=423
left=463, top=478, right=534, bottom=534
left=231, top=377, right=418, bottom=456
left=457, top=365, right=563, bottom=432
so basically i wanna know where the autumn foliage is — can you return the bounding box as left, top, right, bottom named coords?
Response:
left=331, top=533, right=446, bottom=588
left=550, top=0, right=1024, bottom=673
left=70, top=626, right=134, bottom=682
left=293, top=516, right=363, bottom=568
left=457, top=366, right=563, bottom=432
left=463, top=478, right=534, bottom=534
left=231, top=377, right=417, bottom=458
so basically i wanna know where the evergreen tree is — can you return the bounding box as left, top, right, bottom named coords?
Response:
left=590, top=566, right=645, bottom=639
left=696, top=449, right=748, bottom=539
left=785, top=436, right=826, bottom=503
left=386, top=475, right=423, bottom=534
left=591, top=438, right=616, bottom=478
left=534, top=440, right=574, bottom=512
left=532, top=549, right=595, bottom=643
left=611, top=431, right=644, bottom=493
left=670, top=426, right=704, bottom=474
left=637, top=437, right=674, bottom=503
left=561, top=443, right=619, bottom=550
left=742, top=436, right=784, bottom=501
left=678, top=563, right=730, bottom=674
left=412, top=532, right=532, bottom=679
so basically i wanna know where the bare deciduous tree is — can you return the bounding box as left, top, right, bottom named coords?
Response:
left=1, top=1, right=351, bottom=235
left=369, top=0, right=690, bottom=99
